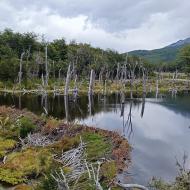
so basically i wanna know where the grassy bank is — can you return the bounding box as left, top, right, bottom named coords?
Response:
left=0, top=78, right=190, bottom=95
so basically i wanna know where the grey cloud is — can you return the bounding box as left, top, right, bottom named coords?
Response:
left=0, top=0, right=190, bottom=52
left=3, top=0, right=189, bottom=33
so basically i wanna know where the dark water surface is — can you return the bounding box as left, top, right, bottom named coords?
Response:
left=0, top=91, right=190, bottom=185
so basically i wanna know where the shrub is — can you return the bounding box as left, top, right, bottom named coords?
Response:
left=18, top=117, right=36, bottom=138
left=42, top=117, right=59, bottom=134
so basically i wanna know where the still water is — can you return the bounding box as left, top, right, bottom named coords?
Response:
left=0, top=91, right=190, bottom=185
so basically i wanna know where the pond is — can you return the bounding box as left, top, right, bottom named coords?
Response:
left=0, top=91, right=190, bottom=185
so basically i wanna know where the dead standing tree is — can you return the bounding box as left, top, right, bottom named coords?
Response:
left=141, top=65, right=147, bottom=94
left=156, top=72, right=159, bottom=99
left=128, top=61, right=138, bottom=99
left=64, top=64, right=71, bottom=96
left=18, top=52, right=25, bottom=85
left=116, top=62, right=120, bottom=86
left=45, top=43, right=49, bottom=86
left=88, top=69, right=95, bottom=95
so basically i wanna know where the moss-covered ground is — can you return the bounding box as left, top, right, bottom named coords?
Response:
left=0, top=106, right=130, bottom=190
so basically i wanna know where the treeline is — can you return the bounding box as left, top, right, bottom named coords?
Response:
left=0, top=29, right=123, bottom=82
left=0, top=29, right=189, bottom=86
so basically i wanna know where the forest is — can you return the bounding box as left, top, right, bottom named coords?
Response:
left=0, top=28, right=189, bottom=91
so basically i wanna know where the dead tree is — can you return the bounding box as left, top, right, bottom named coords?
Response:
left=88, top=69, right=95, bottom=95
left=116, top=62, right=120, bottom=85
left=116, top=182, right=149, bottom=190
left=52, top=60, right=56, bottom=79
left=64, top=65, right=71, bottom=96
left=19, top=133, right=53, bottom=148
left=41, top=73, right=45, bottom=86
left=128, top=61, right=138, bottom=99
left=18, top=52, right=25, bottom=85
left=74, top=74, right=78, bottom=90
left=26, top=46, right=31, bottom=79
left=58, top=68, right=62, bottom=82
left=141, top=66, right=147, bottom=94
left=98, top=69, right=103, bottom=83
left=156, top=73, right=159, bottom=99
left=45, top=44, right=48, bottom=86
left=104, top=71, right=110, bottom=95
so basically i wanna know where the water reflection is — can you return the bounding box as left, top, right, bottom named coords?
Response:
left=141, top=93, right=146, bottom=118
left=64, top=95, right=69, bottom=122
left=0, top=91, right=190, bottom=185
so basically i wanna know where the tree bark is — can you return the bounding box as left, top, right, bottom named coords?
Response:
left=64, top=64, right=71, bottom=96
left=18, top=52, right=25, bottom=85
left=45, top=44, right=48, bottom=86
left=88, top=69, right=94, bottom=95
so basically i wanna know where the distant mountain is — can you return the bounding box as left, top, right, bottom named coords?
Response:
left=128, top=37, right=190, bottom=64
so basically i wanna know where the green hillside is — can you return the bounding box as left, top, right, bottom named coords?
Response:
left=128, top=38, right=190, bottom=64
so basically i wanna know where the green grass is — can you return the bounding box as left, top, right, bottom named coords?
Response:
left=82, top=132, right=112, bottom=161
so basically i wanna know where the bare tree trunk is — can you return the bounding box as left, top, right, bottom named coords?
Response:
left=58, top=68, right=62, bottom=81
left=26, top=46, right=31, bottom=79
left=64, top=65, right=71, bottom=96
left=99, top=68, right=104, bottom=85
left=41, top=74, right=45, bottom=86
left=88, top=69, right=94, bottom=95
left=104, top=79, right=107, bottom=95
left=53, top=60, right=55, bottom=79
left=129, top=61, right=138, bottom=99
left=142, top=67, right=146, bottom=94
left=45, top=44, right=48, bottom=86
left=116, top=62, right=120, bottom=85
left=18, top=52, right=25, bottom=85
left=74, top=74, right=78, bottom=89
left=156, top=74, right=159, bottom=99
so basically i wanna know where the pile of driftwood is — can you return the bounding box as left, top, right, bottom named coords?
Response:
left=52, top=137, right=106, bottom=190
left=52, top=137, right=149, bottom=190
left=17, top=122, right=149, bottom=189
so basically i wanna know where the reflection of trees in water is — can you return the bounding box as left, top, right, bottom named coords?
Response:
left=121, top=93, right=146, bottom=138
left=1, top=93, right=148, bottom=122
left=41, top=93, right=48, bottom=114
left=141, top=93, right=146, bottom=118
left=88, top=94, right=93, bottom=116
left=64, top=95, right=69, bottom=122
left=125, top=100, right=133, bottom=139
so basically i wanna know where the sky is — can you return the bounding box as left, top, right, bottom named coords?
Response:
left=0, top=0, right=190, bottom=52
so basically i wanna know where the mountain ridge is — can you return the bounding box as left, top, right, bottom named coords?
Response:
left=128, top=37, right=190, bottom=63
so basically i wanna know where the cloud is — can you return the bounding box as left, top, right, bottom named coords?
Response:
left=0, top=0, right=190, bottom=52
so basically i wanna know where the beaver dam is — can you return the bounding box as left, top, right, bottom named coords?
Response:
left=0, top=105, right=132, bottom=190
